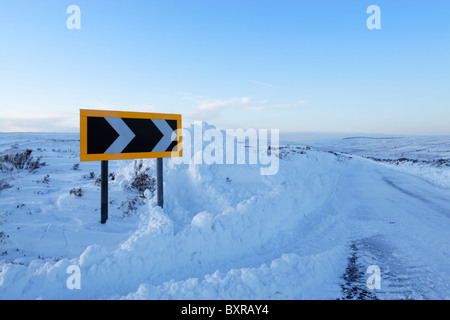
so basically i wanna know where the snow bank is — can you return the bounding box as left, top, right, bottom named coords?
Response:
left=123, top=247, right=347, bottom=300
left=0, top=123, right=348, bottom=299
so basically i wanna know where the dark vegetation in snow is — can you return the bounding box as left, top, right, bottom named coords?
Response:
left=0, top=147, right=46, bottom=172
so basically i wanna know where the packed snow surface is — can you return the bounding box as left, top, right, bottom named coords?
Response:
left=0, top=125, right=449, bottom=299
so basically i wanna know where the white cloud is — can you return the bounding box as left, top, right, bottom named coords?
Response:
left=249, top=80, right=273, bottom=88
left=192, top=96, right=252, bottom=119
left=0, top=114, right=79, bottom=132
left=197, top=97, right=250, bottom=111
left=0, top=102, right=162, bottom=133
left=1, top=109, right=75, bottom=120
left=248, top=106, right=265, bottom=111
left=240, top=97, right=250, bottom=104
left=197, top=99, right=236, bottom=111
left=275, top=100, right=308, bottom=109
left=91, top=102, right=158, bottom=113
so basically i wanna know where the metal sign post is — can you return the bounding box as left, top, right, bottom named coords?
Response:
left=157, top=158, right=163, bottom=208
left=101, top=160, right=108, bottom=224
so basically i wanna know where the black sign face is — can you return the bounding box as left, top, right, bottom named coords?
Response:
left=80, top=110, right=182, bottom=161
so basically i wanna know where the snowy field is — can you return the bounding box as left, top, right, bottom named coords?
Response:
left=304, top=135, right=450, bottom=189
left=0, top=124, right=449, bottom=300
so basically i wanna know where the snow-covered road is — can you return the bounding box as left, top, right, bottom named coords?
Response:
left=328, top=157, right=450, bottom=299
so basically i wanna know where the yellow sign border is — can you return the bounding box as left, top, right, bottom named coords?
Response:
left=80, top=109, right=182, bottom=162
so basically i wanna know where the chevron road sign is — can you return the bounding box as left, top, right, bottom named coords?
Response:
left=80, top=109, right=182, bottom=161
left=80, top=109, right=182, bottom=223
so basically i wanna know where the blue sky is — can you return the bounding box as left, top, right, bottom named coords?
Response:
left=0, top=0, right=449, bottom=135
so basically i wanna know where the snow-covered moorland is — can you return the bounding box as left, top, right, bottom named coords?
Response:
left=0, top=124, right=449, bottom=300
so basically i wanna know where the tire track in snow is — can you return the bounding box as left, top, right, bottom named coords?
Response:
left=341, top=235, right=448, bottom=300
left=381, top=176, right=450, bottom=216
left=340, top=241, right=378, bottom=300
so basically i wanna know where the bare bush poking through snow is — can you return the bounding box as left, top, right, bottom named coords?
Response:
left=130, top=160, right=156, bottom=195
left=69, top=188, right=83, bottom=197
left=0, top=148, right=46, bottom=172
left=0, top=179, right=13, bottom=192
left=131, top=172, right=155, bottom=194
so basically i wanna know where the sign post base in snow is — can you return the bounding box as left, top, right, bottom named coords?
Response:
left=80, top=109, right=182, bottom=223
left=101, top=160, right=108, bottom=224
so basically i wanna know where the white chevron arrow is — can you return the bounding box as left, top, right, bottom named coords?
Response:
left=152, top=119, right=176, bottom=152
left=104, top=117, right=136, bottom=153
